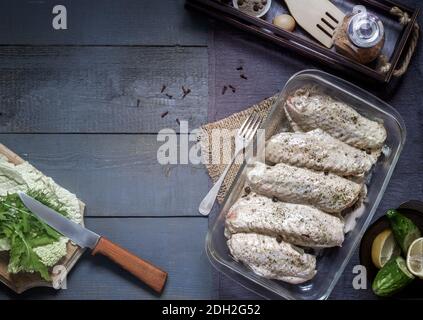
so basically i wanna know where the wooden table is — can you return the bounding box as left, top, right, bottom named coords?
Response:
left=0, top=0, right=421, bottom=300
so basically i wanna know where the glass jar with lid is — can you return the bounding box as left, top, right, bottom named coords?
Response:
left=334, top=5, right=385, bottom=64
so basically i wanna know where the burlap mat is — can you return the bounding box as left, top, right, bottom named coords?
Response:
left=199, top=95, right=278, bottom=203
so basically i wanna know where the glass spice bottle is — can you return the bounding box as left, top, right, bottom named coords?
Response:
left=334, top=5, right=385, bottom=64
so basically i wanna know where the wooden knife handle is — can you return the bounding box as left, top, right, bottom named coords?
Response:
left=92, top=237, right=168, bottom=293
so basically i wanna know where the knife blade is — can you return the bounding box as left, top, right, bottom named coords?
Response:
left=18, top=191, right=168, bottom=293
left=19, top=192, right=99, bottom=249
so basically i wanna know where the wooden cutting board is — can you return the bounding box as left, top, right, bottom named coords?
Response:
left=0, top=144, right=86, bottom=294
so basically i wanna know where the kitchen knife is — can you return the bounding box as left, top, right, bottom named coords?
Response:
left=18, top=191, right=168, bottom=294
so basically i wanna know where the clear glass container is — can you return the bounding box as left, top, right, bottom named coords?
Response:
left=205, top=69, right=406, bottom=300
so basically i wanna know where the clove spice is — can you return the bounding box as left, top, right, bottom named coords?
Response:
left=161, top=111, right=169, bottom=118
left=165, top=93, right=173, bottom=99
left=182, top=86, right=191, bottom=99
left=161, top=85, right=167, bottom=93
left=222, top=85, right=228, bottom=95
left=240, top=74, right=248, bottom=80
left=228, top=85, right=236, bottom=93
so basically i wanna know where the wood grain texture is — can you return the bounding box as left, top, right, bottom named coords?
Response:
left=0, top=0, right=421, bottom=301
left=211, top=4, right=423, bottom=299
left=0, top=134, right=208, bottom=217
left=209, top=23, right=315, bottom=122
left=0, top=46, right=208, bottom=133
left=92, top=237, right=168, bottom=294
left=0, top=0, right=207, bottom=45
left=0, top=217, right=215, bottom=299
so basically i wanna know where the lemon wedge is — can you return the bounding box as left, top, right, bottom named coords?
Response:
left=371, top=229, right=401, bottom=269
left=406, top=237, right=423, bottom=279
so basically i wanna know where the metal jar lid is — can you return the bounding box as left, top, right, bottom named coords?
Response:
left=347, top=5, right=384, bottom=48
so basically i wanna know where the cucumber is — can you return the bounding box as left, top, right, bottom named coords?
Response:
left=386, top=209, right=421, bottom=254
left=372, top=256, right=414, bottom=297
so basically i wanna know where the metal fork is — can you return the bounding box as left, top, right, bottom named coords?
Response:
left=199, top=112, right=263, bottom=216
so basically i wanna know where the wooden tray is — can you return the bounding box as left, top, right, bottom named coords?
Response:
left=186, top=0, right=420, bottom=83
left=0, top=144, right=85, bottom=294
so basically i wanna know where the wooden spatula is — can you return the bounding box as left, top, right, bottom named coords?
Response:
left=285, top=0, right=345, bottom=48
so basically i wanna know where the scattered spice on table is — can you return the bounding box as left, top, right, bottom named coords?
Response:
left=236, top=66, right=243, bottom=71
left=182, top=86, right=191, bottom=99
left=161, top=85, right=167, bottom=93
left=222, top=85, right=228, bottom=95
left=176, top=118, right=180, bottom=125
left=136, top=99, right=140, bottom=108
left=161, top=111, right=169, bottom=118
left=229, top=85, right=236, bottom=93
left=240, top=74, right=248, bottom=80
left=164, top=165, right=172, bottom=177
left=165, top=93, right=173, bottom=99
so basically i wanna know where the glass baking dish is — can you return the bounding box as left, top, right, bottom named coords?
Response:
left=205, top=69, right=406, bottom=300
